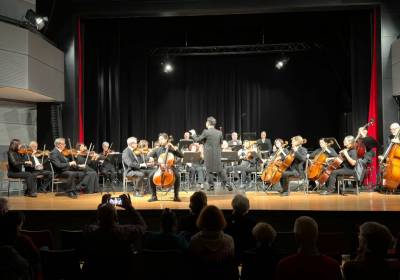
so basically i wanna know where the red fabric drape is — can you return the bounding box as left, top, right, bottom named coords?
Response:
left=366, top=8, right=378, bottom=186
left=77, top=17, right=84, bottom=142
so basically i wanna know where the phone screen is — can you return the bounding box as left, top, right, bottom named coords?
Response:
left=109, top=197, right=122, bottom=206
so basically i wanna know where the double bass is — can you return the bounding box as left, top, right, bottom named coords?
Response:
left=354, top=119, right=374, bottom=159
left=307, top=140, right=334, bottom=181
left=152, top=143, right=176, bottom=188
left=382, top=128, right=400, bottom=190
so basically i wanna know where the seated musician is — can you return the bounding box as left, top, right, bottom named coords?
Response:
left=122, top=137, right=149, bottom=195
left=309, top=138, right=338, bottom=160
left=263, top=139, right=289, bottom=169
left=387, top=122, right=400, bottom=147
left=256, top=131, right=272, bottom=157
left=279, top=136, right=308, bottom=196
left=147, top=133, right=183, bottom=202
left=49, top=138, right=86, bottom=199
left=357, top=126, right=378, bottom=165
left=98, top=141, right=118, bottom=185
left=234, top=140, right=261, bottom=188
left=7, top=139, right=38, bottom=197
left=320, top=136, right=357, bottom=195
left=222, top=140, right=231, bottom=152
left=185, top=143, right=206, bottom=189
left=26, top=141, right=52, bottom=192
left=74, top=143, right=100, bottom=193
left=178, top=132, right=194, bottom=152
left=228, top=132, right=242, bottom=147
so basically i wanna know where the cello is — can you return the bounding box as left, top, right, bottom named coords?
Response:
left=382, top=128, right=400, bottom=190
left=152, top=142, right=176, bottom=188
left=261, top=141, right=288, bottom=183
left=307, top=140, right=334, bottom=181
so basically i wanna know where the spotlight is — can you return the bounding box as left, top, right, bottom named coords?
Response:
left=275, top=57, right=289, bottom=70
left=162, top=61, right=174, bottom=73
left=25, top=9, right=48, bottom=31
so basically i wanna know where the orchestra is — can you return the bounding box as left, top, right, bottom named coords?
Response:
left=9, top=117, right=400, bottom=200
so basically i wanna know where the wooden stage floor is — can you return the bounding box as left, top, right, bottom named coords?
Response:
left=6, top=191, right=400, bottom=212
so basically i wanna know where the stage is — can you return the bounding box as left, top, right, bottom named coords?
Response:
left=7, top=191, right=400, bottom=212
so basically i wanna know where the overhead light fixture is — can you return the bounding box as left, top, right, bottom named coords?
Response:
left=275, top=57, right=289, bottom=70
left=25, top=9, right=48, bottom=31
left=161, top=61, right=174, bottom=74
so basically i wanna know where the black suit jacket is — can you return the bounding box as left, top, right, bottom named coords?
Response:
left=7, top=151, right=27, bottom=173
left=256, top=138, right=272, bottom=152
left=49, top=148, right=71, bottom=174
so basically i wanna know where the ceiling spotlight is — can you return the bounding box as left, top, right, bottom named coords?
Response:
left=162, top=61, right=174, bottom=73
left=275, top=57, right=289, bottom=70
left=25, top=9, right=48, bottom=31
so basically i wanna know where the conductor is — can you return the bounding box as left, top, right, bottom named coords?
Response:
left=190, top=116, right=233, bottom=192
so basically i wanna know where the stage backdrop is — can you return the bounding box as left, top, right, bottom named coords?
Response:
left=82, top=11, right=372, bottom=151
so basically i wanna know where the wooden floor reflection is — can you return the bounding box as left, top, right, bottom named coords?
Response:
left=6, top=191, right=400, bottom=211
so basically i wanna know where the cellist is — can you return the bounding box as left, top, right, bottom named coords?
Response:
left=320, top=136, right=357, bottom=195
left=309, top=138, right=338, bottom=160
left=279, top=136, right=307, bottom=196
left=147, top=133, right=183, bottom=202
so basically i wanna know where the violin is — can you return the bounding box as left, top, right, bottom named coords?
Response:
left=134, top=147, right=150, bottom=156
left=32, top=150, right=50, bottom=157
left=18, top=147, right=33, bottom=154
left=152, top=143, right=176, bottom=188
left=61, top=148, right=79, bottom=157
left=307, top=140, right=334, bottom=181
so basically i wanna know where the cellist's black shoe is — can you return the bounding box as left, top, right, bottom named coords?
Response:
left=148, top=196, right=158, bottom=202
left=173, top=196, right=181, bottom=202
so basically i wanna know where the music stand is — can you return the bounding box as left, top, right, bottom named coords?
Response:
left=242, top=132, right=257, bottom=141
left=221, top=151, right=239, bottom=163
left=182, top=151, right=201, bottom=164
left=178, top=139, right=193, bottom=151
left=230, top=145, right=243, bottom=152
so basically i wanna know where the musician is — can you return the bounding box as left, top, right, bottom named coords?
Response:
left=279, top=136, right=308, bottom=196
left=320, top=136, right=357, bottom=195
left=387, top=122, right=400, bottom=147
left=185, top=143, right=206, bottom=189
left=74, top=143, right=100, bottom=193
left=49, top=138, right=86, bottom=199
left=7, top=139, right=38, bottom=197
left=263, top=139, right=289, bottom=168
left=98, top=141, right=118, bottom=185
left=228, top=132, right=242, bottom=147
left=309, top=138, right=338, bottom=160
left=190, top=116, right=233, bottom=192
left=235, top=141, right=261, bottom=188
left=178, top=132, right=194, bottom=152
left=256, top=131, right=272, bottom=155
left=122, top=137, right=149, bottom=195
left=147, top=133, right=183, bottom=202
left=26, top=141, right=52, bottom=192
left=221, top=140, right=231, bottom=152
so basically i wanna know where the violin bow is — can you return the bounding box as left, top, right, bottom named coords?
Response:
left=67, top=138, right=75, bottom=161
left=84, top=143, right=93, bottom=167
left=41, top=144, right=46, bottom=165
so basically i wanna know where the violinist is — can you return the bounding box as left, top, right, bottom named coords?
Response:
left=279, top=136, right=307, bottom=196
left=74, top=143, right=99, bottom=193
left=49, top=138, right=85, bottom=199
left=7, top=139, right=37, bottom=197
left=122, top=137, right=153, bottom=196
left=26, top=141, right=52, bottom=192
left=98, top=141, right=118, bottom=185
left=147, top=133, right=183, bottom=202
left=320, top=136, right=357, bottom=195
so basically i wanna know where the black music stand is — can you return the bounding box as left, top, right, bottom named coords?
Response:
left=242, top=132, right=257, bottom=141
left=230, top=145, right=243, bottom=152
left=181, top=152, right=201, bottom=191
left=178, top=139, right=194, bottom=151
left=221, top=151, right=240, bottom=188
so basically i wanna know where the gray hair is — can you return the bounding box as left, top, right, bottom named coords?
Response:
left=54, top=138, right=65, bottom=146
left=359, top=222, right=394, bottom=258
left=231, top=194, right=250, bottom=215
left=252, top=222, right=277, bottom=245
left=127, top=137, right=137, bottom=146
left=102, top=141, right=110, bottom=147
left=344, top=135, right=355, bottom=144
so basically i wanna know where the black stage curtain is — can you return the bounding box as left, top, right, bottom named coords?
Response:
left=83, top=11, right=371, bottom=151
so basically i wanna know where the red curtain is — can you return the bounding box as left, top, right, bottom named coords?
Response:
left=77, top=17, right=84, bottom=142
left=366, top=8, right=378, bottom=187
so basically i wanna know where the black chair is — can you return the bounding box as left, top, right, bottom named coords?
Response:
left=40, top=248, right=81, bottom=280
left=189, top=255, right=239, bottom=280
left=60, top=230, right=84, bottom=259
left=135, top=249, right=186, bottom=280
left=20, top=229, right=54, bottom=250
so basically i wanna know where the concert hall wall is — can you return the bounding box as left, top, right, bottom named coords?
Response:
left=81, top=11, right=372, bottom=151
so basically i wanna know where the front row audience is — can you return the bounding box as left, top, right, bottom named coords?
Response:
left=1, top=193, right=400, bottom=280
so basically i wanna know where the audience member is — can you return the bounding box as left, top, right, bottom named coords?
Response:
left=178, top=191, right=207, bottom=241
left=0, top=197, right=9, bottom=216
left=343, top=222, right=400, bottom=280
left=83, top=194, right=147, bottom=278
left=143, top=208, right=188, bottom=251
left=241, top=222, right=279, bottom=280
left=225, top=194, right=256, bottom=262
left=275, top=216, right=342, bottom=280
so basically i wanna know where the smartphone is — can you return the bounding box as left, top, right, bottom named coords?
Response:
left=108, top=196, right=122, bottom=206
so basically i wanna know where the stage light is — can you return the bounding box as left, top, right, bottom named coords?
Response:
left=162, top=61, right=174, bottom=73
left=25, top=9, right=48, bottom=31
left=275, top=57, right=289, bottom=70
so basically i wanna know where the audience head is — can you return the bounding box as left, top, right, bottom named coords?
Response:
left=0, top=197, right=9, bottom=216
left=358, top=221, right=394, bottom=259
left=252, top=222, right=277, bottom=246
left=231, top=194, right=250, bottom=216
left=97, top=203, right=118, bottom=228
left=0, top=211, right=25, bottom=246
left=160, top=208, right=177, bottom=234
left=197, top=205, right=226, bottom=231
left=294, top=216, right=319, bottom=248
left=189, top=191, right=207, bottom=215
